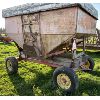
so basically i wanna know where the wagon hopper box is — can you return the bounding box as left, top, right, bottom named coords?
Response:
left=2, top=3, right=98, bottom=94
left=2, top=3, right=98, bottom=57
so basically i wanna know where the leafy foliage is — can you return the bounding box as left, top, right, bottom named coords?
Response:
left=0, top=28, right=6, bottom=34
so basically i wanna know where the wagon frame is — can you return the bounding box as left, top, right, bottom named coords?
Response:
left=5, top=36, right=95, bottom=94
left=3, top=3, right=98, bottom=94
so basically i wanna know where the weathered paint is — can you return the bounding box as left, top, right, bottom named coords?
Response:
left=77, top=8, right=97, bottom=34
left=5, top=16, right=24, bottom=48
left=5, top=6, right=97, bottom=56
left=41, top=34, right=73, bottom=55
left=40, top=8, right=77, bottom=54
left=40, top=8, right=77, bottom=35
left=22, top=14, right=42, bottom=56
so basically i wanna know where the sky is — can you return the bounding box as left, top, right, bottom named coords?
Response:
left=0, top=0, right=100, bottom=29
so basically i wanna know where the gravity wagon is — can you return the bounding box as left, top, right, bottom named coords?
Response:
left=2, top=3, right=98, bottom=93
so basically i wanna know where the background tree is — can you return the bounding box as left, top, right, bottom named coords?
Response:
left=0, top=27, right=6, bottom=34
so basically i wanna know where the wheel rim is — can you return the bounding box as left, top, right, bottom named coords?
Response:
left=83, top=61, right=90, bottom=69
left=57, top=73, right=71, bottom=90
left=7, top=60, right=12, bottom=71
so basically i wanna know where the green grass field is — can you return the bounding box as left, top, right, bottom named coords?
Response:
left=0, top=42, right=100, bottom=96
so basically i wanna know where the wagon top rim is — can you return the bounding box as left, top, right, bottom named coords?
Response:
left=2, top=3, right=98, bottom=19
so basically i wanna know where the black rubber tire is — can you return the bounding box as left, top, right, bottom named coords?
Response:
left=84, top=55, right=95, bottom=71
left=53, top=67, right=79, bottom=94
left=5, top=57, right=18, bottom=75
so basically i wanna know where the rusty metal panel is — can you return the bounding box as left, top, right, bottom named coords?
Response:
left=22, top=14, right=40, bottom=43
left=23, top=25, right=30, bottom=33
left=5, top=16, right=24, bottom=48
left=23, top=32, right=33, bottom=46
left=5, top=16, right=22, bottom=34
left=22, top=15, right=30, bottom=24
left=40, top=7, right=77, bottom=35
left=76, top=8, right=97, bottom=35
left=30, top=25, right=39, bottom=33
left=29, top=14, right=39, bottom=24
left=23, top=44, right=37, bottom=57
left=30, top=14, right=40, bottom=34
left=22, top=14, right=39, bottom=33
left=41, top=34, right=73, bottom=55
left=4, top=5, right=98, bottom=57
left=22, top=14, right=41, bottom=56
left=40, top=8, right=77, bottom=54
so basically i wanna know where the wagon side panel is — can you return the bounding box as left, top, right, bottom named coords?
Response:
left=22, top=14, right=42, bottom=56
left=5, top=16, right=24, bottom=48
left=76, top=8, right=97, bottom=35
left=40, top=7, right=77, bottom=54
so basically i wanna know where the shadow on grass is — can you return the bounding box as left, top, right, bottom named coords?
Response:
left=85, top=51, right=100, bottom=58
left=8, top=65, right=54, bottom=96
left=74, top=78, right=100, bottom=96
left=86, top=70, right=100, bottom=77
left=9, top=73, right=34, bottom=96
left=24, top=66, right=54, bottom=92
left=0, top=42, right=15, bottom=46
left=8, top=64, right=100, bottom=96
left=23, top=66, right=59, bottom=96
left=23, top=66, right=83, bottom=96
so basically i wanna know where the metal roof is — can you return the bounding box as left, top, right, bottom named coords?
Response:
left=2, top=3, right=98, bottom=19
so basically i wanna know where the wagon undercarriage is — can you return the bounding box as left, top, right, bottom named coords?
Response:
left=16, top=36, right=92, bottom=71
left=5, top=37, right=95, bottom=94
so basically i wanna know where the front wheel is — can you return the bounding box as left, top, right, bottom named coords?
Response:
left=52, top=67, right=79, bottom=94
left=5, top=57, right=18, bottom=75
left=82, top=55, right=95, bottom=71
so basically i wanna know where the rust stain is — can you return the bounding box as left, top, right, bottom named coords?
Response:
left=5, top=16, right=24, bottom=48
left=77, top=8, right=96, bottom=34
left=5, top=7, right=97, bottom=56
left=40, top=7, right=77, bottom=35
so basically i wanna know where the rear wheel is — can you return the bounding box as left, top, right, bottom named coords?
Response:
left=53, top=67, right=79, bottom=94
left=5, top=57, right=18, bottom=75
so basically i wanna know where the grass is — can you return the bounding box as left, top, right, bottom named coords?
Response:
left=0, top=42, right=100, bottom=96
